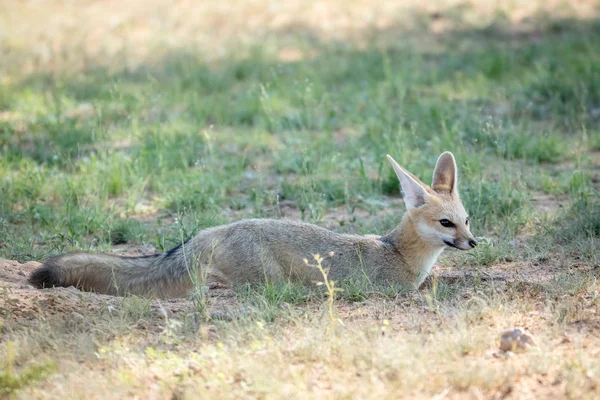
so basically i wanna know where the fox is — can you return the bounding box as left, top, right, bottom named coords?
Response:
left=29, top=151, right=477, bottom=298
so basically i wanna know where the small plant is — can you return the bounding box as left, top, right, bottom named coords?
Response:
left=161, top=317, right=184, bottom=346
left=339, top=278, right=370, bottom=302
left=238, top=280, right=313, bottom=306
left=305, top=253, right=344, bottom=331
left=469, top=238, right=514, bottom=266
left=235, top=280, right=314, bottom=323
left=119, top=295, right=152, bottom=323
left=188, top=244, right=214, bottom=323
left=423, top=274, right=459, bottom=311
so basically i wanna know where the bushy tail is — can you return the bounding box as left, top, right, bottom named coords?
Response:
left=29, top=250, right=197, bottom=298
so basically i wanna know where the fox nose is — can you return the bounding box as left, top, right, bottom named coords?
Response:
left=468, top=239, right=477, bottom=248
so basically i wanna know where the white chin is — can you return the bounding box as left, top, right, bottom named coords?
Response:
left=454, top=242, right=472, bottom=250
left=443, top=239, right=471, bottom=250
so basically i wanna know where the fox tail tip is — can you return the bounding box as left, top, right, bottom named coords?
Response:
left=29, top=263, right=62, bottom=289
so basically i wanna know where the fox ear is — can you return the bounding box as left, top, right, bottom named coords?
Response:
left=386, top=155, right=429, bottom=209
left=432, top=151, right=458, bottom=195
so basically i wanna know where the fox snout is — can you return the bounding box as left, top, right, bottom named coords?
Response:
left=444, top=237, right=477, bottom=251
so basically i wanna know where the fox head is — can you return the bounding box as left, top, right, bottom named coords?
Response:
left=387, top=152, right=477, bottom=251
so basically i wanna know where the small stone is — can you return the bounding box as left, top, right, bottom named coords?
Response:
left=499, top=327, right=536, bottom=352
left=17, top=270, right=26, bottom=276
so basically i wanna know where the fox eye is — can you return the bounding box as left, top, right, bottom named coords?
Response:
left=466, top=218, right=469, bottom=225
left=439, top=219, right=455, bottom=228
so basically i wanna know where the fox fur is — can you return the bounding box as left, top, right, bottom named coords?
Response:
left=29, top=152, right=477, bottom=298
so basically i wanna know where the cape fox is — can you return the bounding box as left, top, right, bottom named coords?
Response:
left=29, top=152, right=477, bottom=298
